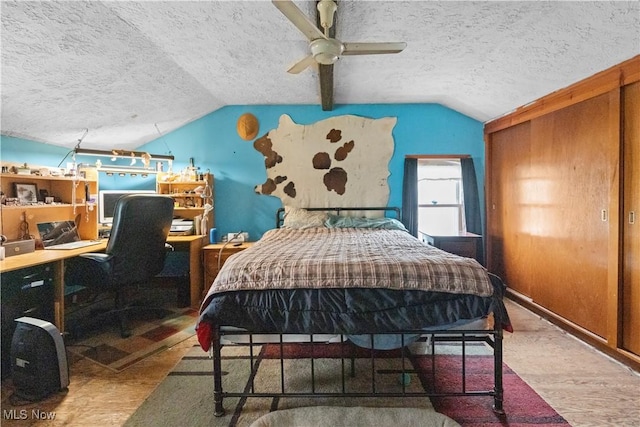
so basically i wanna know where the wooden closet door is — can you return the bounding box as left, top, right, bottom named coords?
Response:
left=527, top=91, right=619, bottom=338
left=487, top=122, right=533, bottom=297
left=623, top=82, right=640, bottom=356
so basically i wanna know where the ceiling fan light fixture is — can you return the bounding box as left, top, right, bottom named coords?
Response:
left=315, top=52, right=338, bottom=65
left=310, top=38, right=343, bottom=65
left=317, top=0, right=337, bottom=30
left=274, top=0, right=407, bottom=78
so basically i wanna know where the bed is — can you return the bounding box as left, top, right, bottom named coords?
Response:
left=197, top=207, right=512, bottom=417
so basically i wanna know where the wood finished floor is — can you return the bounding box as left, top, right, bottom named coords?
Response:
left=1, top=299, right=639, bottom=426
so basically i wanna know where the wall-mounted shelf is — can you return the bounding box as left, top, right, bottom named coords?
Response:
left=173, top=207, right=207, bottom=212
left=1, top=203, right=92, bottom=210
left=0, top=169, right=98, bottom=241
left=156, top=172, right=214, bottom=228
left=167, top=192, right=205, bottom=198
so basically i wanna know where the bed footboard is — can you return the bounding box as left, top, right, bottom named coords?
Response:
left=209, top=325, right=505, bottom=418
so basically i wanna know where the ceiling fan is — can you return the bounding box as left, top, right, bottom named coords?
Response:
left=272, top=0, right=407, bottom=74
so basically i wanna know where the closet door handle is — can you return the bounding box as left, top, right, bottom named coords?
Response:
left=630, top=211, right=636, bottom=225
left=601, top=209, right=608, bottom=222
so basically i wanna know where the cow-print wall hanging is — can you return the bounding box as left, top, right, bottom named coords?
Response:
left=254, top=114, right=397, bottom=213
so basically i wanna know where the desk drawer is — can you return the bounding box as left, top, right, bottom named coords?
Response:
left=422, top=233, right=483, bottom=263
left=438, top=240, right=478, bottom=259
left=1, top=264, right=54, bottom=318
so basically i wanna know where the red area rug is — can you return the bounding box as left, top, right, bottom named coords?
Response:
left=261, top=342, right=569, bottom=426
left=413, top=355, right=569, bottom=426
left=126, top=341, right=570, bottom=426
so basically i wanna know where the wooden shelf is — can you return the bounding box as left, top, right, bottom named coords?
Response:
left=1, top=170, right=98, bottom=241
left=158, top=180, right=206, bottom=185
left=173, top=207, right=206, bottom=212
left=1, top=203, right=90, bottom=210
left=1, top=173, right=96, bottom=183
left=167, top=193, right=205, bottom=198
left=156, top=172, right=214, bottom=228
left=156, top=172, right=207, bottom=186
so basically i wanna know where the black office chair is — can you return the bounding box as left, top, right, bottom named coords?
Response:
left=65, top=194, right=174, bottom=338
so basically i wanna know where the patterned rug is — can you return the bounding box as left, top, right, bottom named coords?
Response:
left=66, top=306, right=198, bottom=372
left=414, top=355, right=569, bottom=426
left=125, top=341, right=569, bottom=427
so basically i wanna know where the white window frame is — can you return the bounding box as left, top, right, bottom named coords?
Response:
left=416, top=156, right=467, bottom=236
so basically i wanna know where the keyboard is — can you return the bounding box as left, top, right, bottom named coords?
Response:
left=44, top=240, right=103, bottom=250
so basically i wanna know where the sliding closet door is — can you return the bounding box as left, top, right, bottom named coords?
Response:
left=487, top=122, right=533, bottom=297
left=623, top=81, right=640, bottom=356
left=527, top=91, right=619, bottom=338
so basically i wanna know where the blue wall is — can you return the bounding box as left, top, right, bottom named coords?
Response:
left=1, top=103, right=484, bottom=241
left=1, top=135, right=72, bottom=172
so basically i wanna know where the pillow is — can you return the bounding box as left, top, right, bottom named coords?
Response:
left=324, top=214, right=408, bottom=231
left=282, top=206, right=327, bottom=229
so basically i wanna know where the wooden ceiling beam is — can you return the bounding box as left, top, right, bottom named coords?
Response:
left=316, top=1, right=336, bottom=111
left=318, top=65, right=334, bottom=111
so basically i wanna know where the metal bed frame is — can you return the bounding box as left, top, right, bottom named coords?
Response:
left=207, top=207, right=505, bottom=417
left=210, top=326, right=505, bottom=417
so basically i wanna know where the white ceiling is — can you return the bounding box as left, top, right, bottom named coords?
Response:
left=1, top=1, right=638, bottom=150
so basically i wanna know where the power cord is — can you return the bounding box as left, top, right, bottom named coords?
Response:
left=217, top=231, right=244, bottom=272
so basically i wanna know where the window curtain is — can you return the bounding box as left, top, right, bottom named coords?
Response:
left=402, top=157, right=418, bottom=236
left=461, top=157, right=483, bottom=264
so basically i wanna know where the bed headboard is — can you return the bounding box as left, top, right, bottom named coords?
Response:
left=276, top=207, right=401, bottom=228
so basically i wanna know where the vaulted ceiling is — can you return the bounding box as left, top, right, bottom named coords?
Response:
left=1, top=1, right=638, bottom=150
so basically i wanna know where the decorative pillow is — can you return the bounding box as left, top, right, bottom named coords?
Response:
left=282, top=206, right=327, bottom=229
left=324, top=214, right=408, bottom=231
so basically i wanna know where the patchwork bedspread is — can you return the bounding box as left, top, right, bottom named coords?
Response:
left=202, top=227, right=493, bottom=302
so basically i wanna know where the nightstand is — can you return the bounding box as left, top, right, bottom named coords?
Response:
left=202, top=242, right=254, bottom=298
left=420, top=232, right=483, bottom=264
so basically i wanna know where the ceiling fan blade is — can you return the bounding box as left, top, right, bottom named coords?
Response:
left=342, top=42, right=407, bottom=55
left=287, top=55, right=316, bottom=74
left=272, top=0, right=326, bottom=41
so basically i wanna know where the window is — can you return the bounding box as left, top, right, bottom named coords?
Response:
left=417, top=158, right=465, bottom=235
left=402, top=154, right=481, bottom=240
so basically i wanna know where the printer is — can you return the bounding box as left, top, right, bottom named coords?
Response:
left=170, top=219, right=194, bottom=235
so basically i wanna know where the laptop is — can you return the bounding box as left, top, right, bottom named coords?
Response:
left=37, top=215, right=102, bottom=250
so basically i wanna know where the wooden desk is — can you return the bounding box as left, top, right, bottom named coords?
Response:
left=165, top=235, right=208, bottom=308
left=0, top=241, right=108, bottom=333
left=0, top=235, right=207, bottom=332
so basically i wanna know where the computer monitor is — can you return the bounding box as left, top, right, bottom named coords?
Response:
left=98, top=190, right=156, bottom=225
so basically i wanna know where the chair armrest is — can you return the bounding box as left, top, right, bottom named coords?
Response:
left=79, top=252, right=113, bottom=263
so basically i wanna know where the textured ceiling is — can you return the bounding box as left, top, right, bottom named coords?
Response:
left=1, top=1, right=638, bottom=150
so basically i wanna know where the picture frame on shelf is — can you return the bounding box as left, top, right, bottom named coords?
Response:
left=13, top=182, right=38, bottom=204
